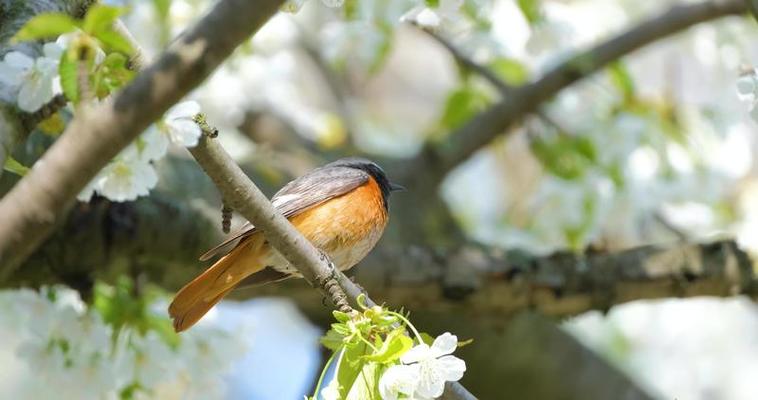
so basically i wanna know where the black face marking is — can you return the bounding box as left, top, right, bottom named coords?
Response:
left=324, top=158, right=401, bottom=210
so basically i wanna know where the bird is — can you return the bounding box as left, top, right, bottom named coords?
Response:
left=168, top=158, right=404, bottom=332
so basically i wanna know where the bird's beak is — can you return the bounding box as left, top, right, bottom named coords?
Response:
left=389, top=182, right=406, bottom=192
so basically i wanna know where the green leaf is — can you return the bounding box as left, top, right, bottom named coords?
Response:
left=337, top=342, right=369, bottom=399
left=608, top=62, right=635, bottom=103
left=333, top=310, right=352, bottom=323
left=321, top=330, right=346, bottom=351
left=419, top=332, right=435, bottom=346
left=489, top=58, right=530, bottom=85
left=530, top=135, right=597, bottom=181
left=95, top=30, right=134, bottom=55
left=12, top=13, right=78, bottom=42
left=3, top=156, right=30, bottom=176
left=152, top=0, right=171, bottom=21
left=83, top=5, right=125, bottom=35
left=516, top=0, right=542, bottom=24
left=363, top=329, right=413, bottom=363
left=346, top=362, right=383, bottom=400
left=438, top=85, right=490, bottom=133
left=93, top=52, right=134, bottom=98
left=59, top=51, right=79, bottom=103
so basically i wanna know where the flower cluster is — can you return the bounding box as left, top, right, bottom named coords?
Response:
left=0, top=43, right=63, bottom=112
left=77, top=101, right=202, bottom=202
left=379, top=333, right=466, bottom=400
left=0, top=285, right=244, bottom=399
left=312, top=298, right=467, bottom=400
left=2, top=5, right=203, bottom=203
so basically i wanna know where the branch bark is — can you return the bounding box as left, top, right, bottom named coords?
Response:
left=0, top=0, right=283, bottom=274
left=403, top=0, right=747, bottom=184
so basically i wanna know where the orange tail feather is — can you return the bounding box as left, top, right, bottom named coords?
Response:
left=169, top=237, right=265, bottom=332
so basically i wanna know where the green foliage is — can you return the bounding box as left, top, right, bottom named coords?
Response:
left=312, top=303, right=433, bottom=400
left=489, top=57, right=530, bottom=85
left=93, top=277, right=179, bottom=347
left=530, top=134, right=598, bottom=181
left=59, top=50, right=79, bottom=103
left=516, top=0, right=542, bottom=24
left=11, top=13, right=78, bottom=42
left=3, top=156, right=30, bottom=176
left=608, top=62, right=635, bottom=104
left=82, top=5, right=125, bottom=36
left=94, top=53, right=136, bottom=98
left=13, top=5, right=133, bottom=57
left=434, top=84, right=491, bottom=139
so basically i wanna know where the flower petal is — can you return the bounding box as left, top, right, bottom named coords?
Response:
left=4, top=52, right=34, bottom=70
left=415, top=8, right=441, bottom=28
left=430, top=332, right=458, bottom=357
left=18, top=78, right=52, bottom=112
left=400, top=343, right=431, bottom=364
left=166, top=100, right=200, bottom=120
left=379, top=364, right=420, bottom=400
left=139, top=126, right=169, bottom=161
left=166, top=119, right=201, bottom=147
left=415, top=363, right=446, bottom=399
left=436, top=355, right=466, bottom=382
left=42, top=42, right=63, bottom=61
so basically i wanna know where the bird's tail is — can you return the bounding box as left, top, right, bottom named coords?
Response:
left=168, top=238, right=263, bottom=332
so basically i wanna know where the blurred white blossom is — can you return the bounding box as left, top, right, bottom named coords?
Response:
left=140, top=100, right=202, bottom=161
left=0, top=43, right=62, bottom=112
left=401, top=0, right=464, bottom=29
left=0, top=286, right=246, bottom=399
left=77, top=145, right=157, bottom=202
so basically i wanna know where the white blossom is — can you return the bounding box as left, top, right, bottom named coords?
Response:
left=398, top=333, right=466, bottom=399
left=140, top=100, right=202, bottom=161
left=400, top=0, right=463, bottom=29
left=0, top=43, right=62, bottom=112
left=379, top=364, right=422, bottom=400
left=78, top=145, right=158, bottom=202
left=97, top=153, right=158, bottom=202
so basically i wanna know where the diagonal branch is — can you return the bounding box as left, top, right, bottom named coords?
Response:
left=406, top=0, right=747, bottom=182
left=0, top=0, right=283, bottom=274
left=414, top=23, right=567, bottom=134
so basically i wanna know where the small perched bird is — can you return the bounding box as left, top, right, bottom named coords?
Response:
left=169, top=158, right=404, bottom=332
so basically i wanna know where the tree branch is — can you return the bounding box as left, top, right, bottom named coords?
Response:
left=0, top=0, right=283, bottom=274
left=414, top=23, right=566, bottom=135
left=406, top=0, right=747, bottom=182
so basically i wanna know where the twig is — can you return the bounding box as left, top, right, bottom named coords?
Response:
left=221, top=202, right=233, bottom=234
left=405, top=0, right=747, bottom=182
left=0, top=0, right=283, bottom=274
left=19, top=94, right=67, bottom=132
left=414, top=23, right=569, bottom=135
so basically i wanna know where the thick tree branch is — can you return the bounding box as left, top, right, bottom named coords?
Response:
left=405, top=0, right=747, bottom=183
left=0, top=0, right=283, bottom=274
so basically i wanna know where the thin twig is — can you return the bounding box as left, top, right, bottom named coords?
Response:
left=19, top=94, right=67, bottom=132
left=414, top=23, right=569, bottom=135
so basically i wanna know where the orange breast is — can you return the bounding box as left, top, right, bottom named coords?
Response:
left=284, top=176, right=388, bottom=270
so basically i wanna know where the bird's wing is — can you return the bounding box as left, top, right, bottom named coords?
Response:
left=198, top=166, right=369, bottom=261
